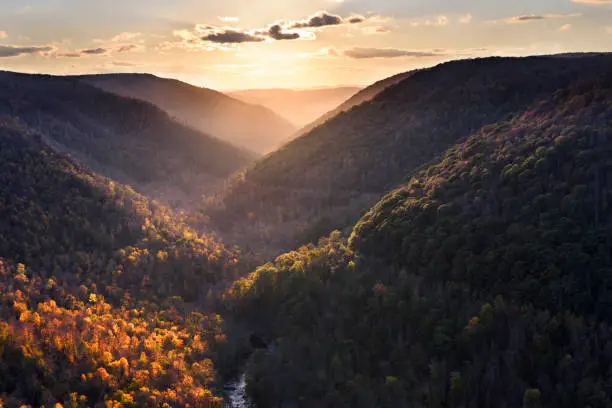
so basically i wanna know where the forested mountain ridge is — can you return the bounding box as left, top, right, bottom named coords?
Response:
left=0, top=70, right=254, bottom=209
left=0, top=117, right=245, bottom=406
left=78, top=74, right=297, bottom=154
left=226, top=68, right=612, bottom=407
left=204, top=54, right=612, bottom=255
left=0, top=116, right=240, bottom=301
left=297, top=71, right=415, bottom=136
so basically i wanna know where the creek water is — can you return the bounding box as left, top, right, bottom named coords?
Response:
left=226, top=372, right=253, bottom=408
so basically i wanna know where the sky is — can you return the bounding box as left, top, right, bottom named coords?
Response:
left=0, top=0, right=611, bottom=90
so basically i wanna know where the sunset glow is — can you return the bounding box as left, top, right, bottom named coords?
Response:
left=1, top=0, right=611, bottom=89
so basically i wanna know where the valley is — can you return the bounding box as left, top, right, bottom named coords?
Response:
left=2, top=52, right=612, bottom=407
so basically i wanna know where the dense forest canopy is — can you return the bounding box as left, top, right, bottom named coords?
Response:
left=0, top=117, right=243, bottom=406
left=225, top=60, right=612, bottom=407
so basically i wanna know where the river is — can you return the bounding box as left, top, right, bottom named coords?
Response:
left=226, top=371, right=253, bottom=408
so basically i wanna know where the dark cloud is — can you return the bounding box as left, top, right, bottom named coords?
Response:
left=202, top=29, right=265, bottom=44
left=290, top=12, right=344, bottom=29
left=199, top=11, right=369, bottom=45
left=58, top=52, right=82, bottom=58
left=0, top=45, right=53, bottom=57
left=503, top=13, right=580, bottom=23
left=343, top=47, right=441, bottom=59
left=81, top=47, right=108, bottom=55
left=117, top=44, right=138, bottom=53
left=267, top=24, right=300, bottom=40
left=513, top=15, right=545, bottom=21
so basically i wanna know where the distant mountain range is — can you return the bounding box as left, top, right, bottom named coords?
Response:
left=229, top=87, right=361, bottom=128
left=297, top=72, right=415, bottom=135
left=0, top=70, right=254, bottom=208
left=78, top=74, right=296, bottom=154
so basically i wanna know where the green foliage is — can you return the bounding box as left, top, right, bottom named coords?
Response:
left=225, top=67, right=612, bottom=407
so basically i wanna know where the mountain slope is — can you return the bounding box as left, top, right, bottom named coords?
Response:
left=79, top=74, right=297, bottom=154
left=229, top=87, right=361, bottom=128
left=0, top=70, right=253, bottom=208
left=298, top=71, right=414, bottom=135
left=227, top=68, right=612, bottom=407
left=0, top=117, right=242, bottom=406
left=0, top=116, right=239, bottom=300
left=204, top=54, right=612, bottom=255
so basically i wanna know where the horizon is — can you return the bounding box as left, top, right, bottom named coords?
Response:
left=1, top=0, right=611, bottom=90
left=2, top=51, right=610, bottom=92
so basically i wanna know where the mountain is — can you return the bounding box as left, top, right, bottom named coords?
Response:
left=78, top=74, right=297, bottom=154
left=226, top=59, right=612, bottom=407
left=229, top=87, right=361, bottom=128
left=203, top=54, right=612, bottom=256
left=298, top=71, right=415, bottom=135
left=0, top=70, right=253, bottom=208
left=0, top=117, right=240, bottom=406
left=0, top=116, right=239, bottom=300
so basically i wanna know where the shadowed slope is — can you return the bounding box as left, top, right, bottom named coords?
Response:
left=80, top=73, right=297, bottom=154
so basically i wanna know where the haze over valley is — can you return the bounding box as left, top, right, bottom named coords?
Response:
left=2, top=1, right=612, bottom=407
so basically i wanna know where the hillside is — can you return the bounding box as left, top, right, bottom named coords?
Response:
left=226, top=67, right=612, bottom=407
left=79, top=74, right=297, bottom=154
left=0, top=70, right=253, bottom=208
left=0, top=116, right=239, bottom=301
left=229, top=86, right=361, bottom=128
left=204, top=54, right=612, bottom=255
left=0, top=117, right=241, bottom=406
left=298, top=71, right=414, bottom=135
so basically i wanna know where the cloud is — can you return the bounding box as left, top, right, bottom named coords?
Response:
left=362, top=26, right=391, bottom=35
left=81, top=47, right=109, bottom=55
left=110, top=61, right=138, bottom=67
left=94, top=32, right=143, bottom=44
left=58, top=52, right=82, bottom=57
left=343, top=47, right=442, bottom=59
left=409, top=15, right=450, bottom=27
left=117, top=44, right=140, bottom=53
left=110, top=32, right=142, bottom=42
left=194, top=10, right=369, bottom=46
left=347, top=16, right=366, bottom=24
left=512, top=15, right=545, bottom=22
left=0, top=44, right=53, bottom=57
left=502, top=13, right=581, bottom=24
left=289, top=12, right=344, bottom=28
left=57, top=42, right=142, bottom=58
left=459, top=14, right=473, bottom=24
left=218, top=16, right=239, bottom=22
left=202, top=29, right=265, bottom=44
left=0, top=31, right=7, bottom=39
left=267, top=24, right=300, bottom=40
